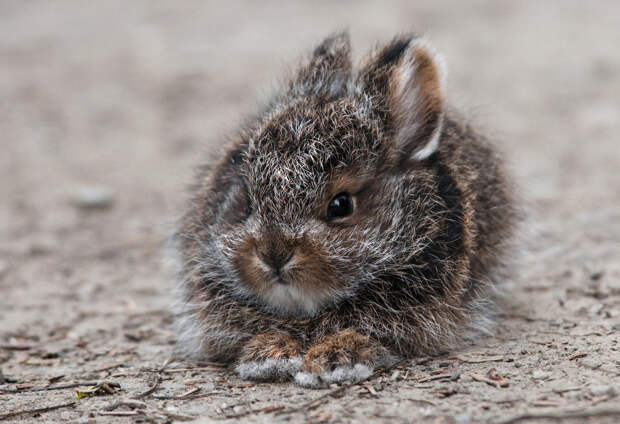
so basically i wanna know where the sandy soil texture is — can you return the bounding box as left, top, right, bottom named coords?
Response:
left=1, top=1, right=619, bottom=423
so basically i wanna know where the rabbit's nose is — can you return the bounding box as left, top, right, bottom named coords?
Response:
left=257, top=247, right=294, bottom=272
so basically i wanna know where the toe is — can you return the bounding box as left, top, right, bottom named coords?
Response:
left=294, top=363, right=374, bottom=388
left=236, top=356, right=302, bottom=382
left=321, top=363, right=373, bottom=384
left=294, top=371, right=320, bottom=388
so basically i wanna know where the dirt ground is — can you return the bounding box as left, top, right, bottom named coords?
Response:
left=1, top=1, right=619, bottom=423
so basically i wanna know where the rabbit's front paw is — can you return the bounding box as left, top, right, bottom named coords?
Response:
left=294, top=329, right=393, bottom=388
left=235, top=332, right=302, bottom=382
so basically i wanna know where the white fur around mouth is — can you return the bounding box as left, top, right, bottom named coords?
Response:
left=235, top=357, right=302, bottom=381
left=260, top=283, right=331, bottom=316
left=294, top=363, right=373, bottom=388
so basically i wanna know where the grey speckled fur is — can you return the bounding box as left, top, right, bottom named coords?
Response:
left=172, top=31, right=517, bottom=386
left=235, top=357, right=303, bottom=382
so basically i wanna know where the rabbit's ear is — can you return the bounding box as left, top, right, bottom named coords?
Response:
left=360, top=36, right=446, bottom=161
left=289, top=31, right=352, bottom=99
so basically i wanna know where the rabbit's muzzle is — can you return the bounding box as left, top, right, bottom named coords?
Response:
left=232, top=232, right=344, bottom=316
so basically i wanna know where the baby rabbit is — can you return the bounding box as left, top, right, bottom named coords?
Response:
left=173, top=32, right=516, bottom=387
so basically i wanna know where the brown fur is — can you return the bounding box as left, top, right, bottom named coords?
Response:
left=172, top=32, right=517, bottom=386
left=239, top=332, right=302, bottom=362
left=300, top=329, right=387, bottom=374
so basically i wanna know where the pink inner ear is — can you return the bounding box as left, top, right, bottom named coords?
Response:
left=389, top=40, right=447, bottom=162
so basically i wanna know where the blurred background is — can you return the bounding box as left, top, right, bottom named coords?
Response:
left=1, top=1, right=619, bottom=421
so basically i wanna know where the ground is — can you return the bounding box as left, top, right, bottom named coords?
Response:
left=1, top=1, right=619, bottom=423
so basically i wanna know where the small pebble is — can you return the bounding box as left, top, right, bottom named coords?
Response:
left=566, top=390, right=583, bottom=400
left=76, top=416, right=91, bottom=424
left=582, top=359, right=602, bottom=370
left=459, top=374, right=473, bottom=383
left=71, top=185, right=115, bottom=210
left=532, top=370, right=551, bottom=380
left=454, top=411, right=473, bottom=424
left=589, top=304, right=604, bottom=316
left=589, top=385, right=616, bottom=397
left=590, top=270, right=604, bottom=281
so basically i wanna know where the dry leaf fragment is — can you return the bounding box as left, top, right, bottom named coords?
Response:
left=75, top=381, right=121, bottom=399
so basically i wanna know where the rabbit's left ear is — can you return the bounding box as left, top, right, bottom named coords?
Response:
left=289, top=31, right=352, bottom=99
left=360, top=36, right=447, bottom=162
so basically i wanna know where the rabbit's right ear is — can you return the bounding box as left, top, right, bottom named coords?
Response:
left=288, top=31, right=352, bottom=99
left=359, top=36, right=447, bottom=162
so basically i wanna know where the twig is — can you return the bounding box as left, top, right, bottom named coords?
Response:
left=494, top=398, right=524, bottom=404
left=160, top=411, right=196, bottom=421
left=99, top=404, right=194, bottom=421
left=0, top=401, right=76, bottom=421
left=0, top=344, right=33, bottom=351
left=150, top=387, right=203, bottom=400
left=496, top=407, right=620, bottom=424
left=102, top=399, right=147, bottom=411
left=276, top=361, right=405, bottom=417
left=162, top=365, right=228, bottom=373
left=532, top=400, right=560, bottom=407
left=261, top=405, right=285, bottom=414
left=0, top=381, right=98, bottom=393
left=470, top=373, right=508, bottom=388
left=156, top=391, right=222, bottom=400
left=456, top=355, right=504, bottom=363
left=417, top=373, right=456, bottom=383
left=95, top=362, right=125, bottom=372
left=407, top=398, right=437, bottom=406
left=225, top=404, right=286, bottom=419
left=195, top=361, right=229, bottom=368
left=499, top=313, right=547, bottom=323
left=551, top=386, right=581, bottom=394
left=99, top=411, right=142, bottom=417
left=567, top=352, right=588, bottom=361
left=132, top=357, right=172, bottom=399
left=133, top=375, right=163, bottom=399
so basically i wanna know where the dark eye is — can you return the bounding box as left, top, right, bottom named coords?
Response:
left=327, top=192, right=354, bottom=220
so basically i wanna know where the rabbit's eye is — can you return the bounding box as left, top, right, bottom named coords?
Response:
left=327, top=192, right=354, bottom=220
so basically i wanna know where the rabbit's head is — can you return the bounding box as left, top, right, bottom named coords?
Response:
left=191, top=33, right=451, bottom=317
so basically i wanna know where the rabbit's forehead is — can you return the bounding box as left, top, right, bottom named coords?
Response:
left=243, top=102, right=380, bottom=214
left=248, top=100, right=380, bottom=170
left=246, top=151, right=325, bottom=194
